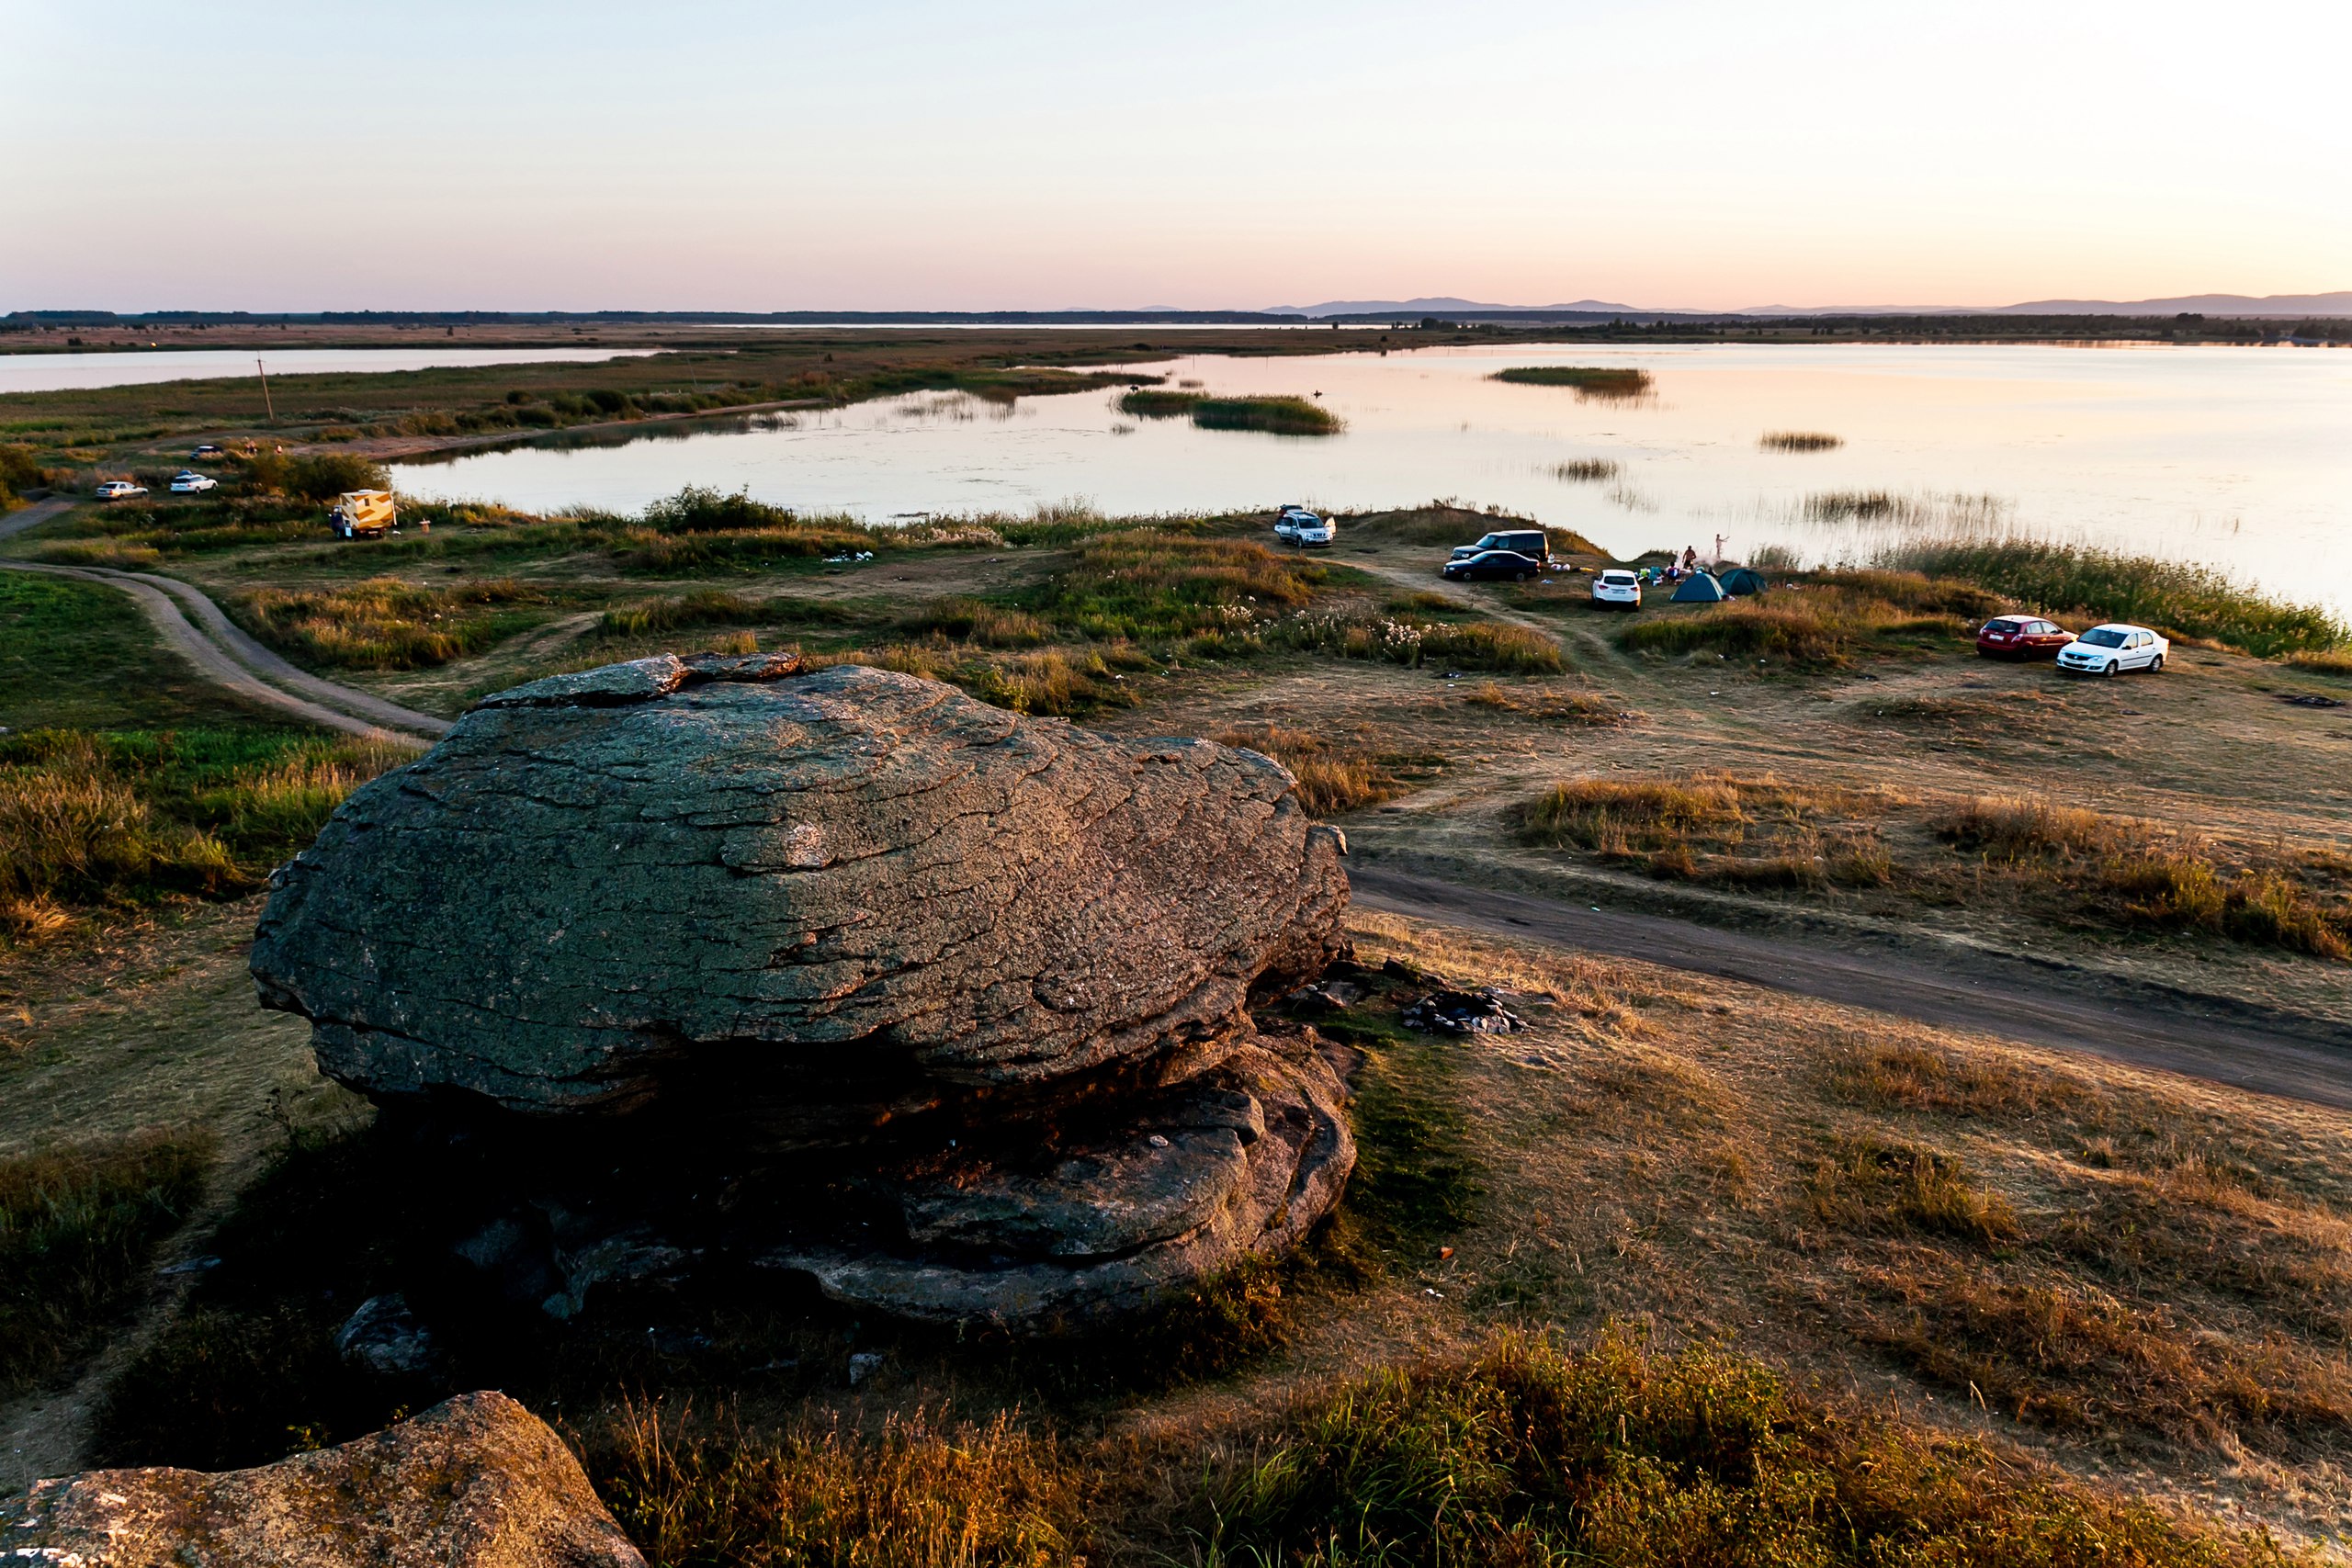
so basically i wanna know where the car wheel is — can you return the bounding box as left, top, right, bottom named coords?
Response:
left=1515, top=570, right=1532, bottom=582
left=2103, top=660, right=2119, bottom=676
left=2149, top=653, right=2165, bottom=672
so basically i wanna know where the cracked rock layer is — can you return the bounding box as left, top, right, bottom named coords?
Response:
left=250, top=656, right=1351, bottom=1149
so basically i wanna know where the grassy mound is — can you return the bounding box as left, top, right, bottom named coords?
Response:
left=1618, top=571, right=1996, bottom=667
left=232, top=575, right=548, bottom=670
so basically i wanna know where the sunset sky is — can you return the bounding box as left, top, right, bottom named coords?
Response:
left=8, top=0, right=2346, bottom=312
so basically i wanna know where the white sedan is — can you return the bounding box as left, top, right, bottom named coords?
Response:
left=2057, top=623, right=2168, bottom=675
left=169, top=471, right=219, bottom=493
left=94, top=479, right=147, bottom=499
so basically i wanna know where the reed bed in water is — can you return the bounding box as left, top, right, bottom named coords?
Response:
left=1491, top=366, right=1654, bottom=399
left=1551, top=457, right=1621, bottom=481
left=1760, top=430, right=1845, bottom=451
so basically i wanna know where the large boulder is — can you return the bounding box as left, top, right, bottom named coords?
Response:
left=0, top=1391, right=643, bottom=1568
left=245, top=655, right=1355, bottom=1326
left=251, top=654, right=1349, bottom=1146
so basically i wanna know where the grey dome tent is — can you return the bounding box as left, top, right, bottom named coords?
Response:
left=1670, top=570, right=1727, bottom=603
left=1718, top=567, right=1770, bottom=596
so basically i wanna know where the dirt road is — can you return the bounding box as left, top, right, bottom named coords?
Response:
left=2, top=499, right=447, bottom=745
left=1351, top=862, right=2352, bottom=1111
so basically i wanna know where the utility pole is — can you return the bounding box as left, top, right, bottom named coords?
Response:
left=256, top=356, right=275, bottom=423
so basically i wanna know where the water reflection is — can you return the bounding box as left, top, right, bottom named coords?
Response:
left=394, top=343, right=2352, bottom=614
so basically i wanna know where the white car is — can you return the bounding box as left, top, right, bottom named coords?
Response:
left=94, top=479, right=147, bottom=500
left=1590, top=569, right=1643, bottom=608
left=1274, top=507, right=1334, bottom=547
left=169, top=471, right=218, bottom=493
left=2057, top=623, right=2168, bottom=675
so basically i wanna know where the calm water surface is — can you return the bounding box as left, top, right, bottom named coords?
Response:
left=0, top=346, right=658, bottom=395
left=396, top=343, right=2352, bottom=614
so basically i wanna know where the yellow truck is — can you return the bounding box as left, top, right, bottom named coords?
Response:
left=329, top=490, right=398, bottom=539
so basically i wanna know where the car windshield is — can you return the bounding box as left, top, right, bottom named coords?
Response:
left=1600, top=571, right=1634, bottom=584
left=1985, top=618, right=2024, bottom=632
left=2078, top=628, right=2129, bottom=648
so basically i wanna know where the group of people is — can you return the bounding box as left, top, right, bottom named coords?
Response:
left=1649, top=544, right=1709, bottom=584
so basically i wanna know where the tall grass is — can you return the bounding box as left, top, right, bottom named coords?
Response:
left=233, top=576, right=546, bottom=669
left=1878, top=538, right=2347, bottom=659
left=591, top=1404, right=1086, bottom=1568
left=1193, top=1329, right=2282, bottom=1568
left=1760, top=430, right=1844, bottom=451
left=0, top=728, right=401, bottom=935
left=1118, top=389, right=1204, bottom=419
left=1021, top=531, right=1328, bottom=641
left=1551, top=457, right=1620, bottom=481
left=1618, top=573, right=1990, bottom=666
left=1190, top=396, right=1344, bottom=435
left=597, top=590, right=770, bottom=642
left=2, top=1132, right=213, bottom=1394
left=1212, top=724, right=1397, bottom=815
left=1491, top=366, right=1654, bottom=399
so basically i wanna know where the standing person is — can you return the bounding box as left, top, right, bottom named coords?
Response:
left=1682, top=545, right=1698, bottom=574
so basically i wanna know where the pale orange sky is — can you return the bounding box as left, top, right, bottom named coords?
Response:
left=6, top=0, right=2346, bottom=311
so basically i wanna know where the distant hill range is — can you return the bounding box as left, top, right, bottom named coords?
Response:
left=1266, top=291, right=2352, bottom=319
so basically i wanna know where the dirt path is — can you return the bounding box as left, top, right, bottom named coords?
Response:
left=1351, top=863, right=2352, bottom=1111
left=3, top=501, right=447, bottom=745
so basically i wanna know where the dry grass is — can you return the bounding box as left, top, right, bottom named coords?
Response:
left=1938, top=798, right=2350, bottom=960
left=1271, top=614, right=1566, bottom=674
left=2284, top=650, right=2352, bottom=678
left=233, top=575, right=547, bottom=670
left=1458, top=680, right=1625, bottom=724
left=596, top=589, right=771, bottom=642
left=1617, top=573, right=1996, bottom=667
left=1193, top=1328, right=2299, bottom=1568
left=590, top=1402, right=1086, bottom=1568
left=1211, top=724, right=1398, bottom=815
left=1518, top=772, right=1900, bottom=887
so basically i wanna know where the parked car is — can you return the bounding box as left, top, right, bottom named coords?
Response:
left=1590, top=568, right=1643, bottom=608
left=94, top=479, right=147, bottom=500
left=2057, top=623, right=2168, bottom=675
left=1451, top=528, right=1550, bottom=566
left=190, top=444, right=224, bottom=457
left=1975, top=615, right=2072, bottom=660
left=1274, top=507, right=1334, bottom=547
left=1443, top=548, right=1543, bottom=582
left=169, top=471, right=218, bottom=493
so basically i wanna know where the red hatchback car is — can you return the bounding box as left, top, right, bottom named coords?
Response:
left=1975, top=615, right=2074, bottom=660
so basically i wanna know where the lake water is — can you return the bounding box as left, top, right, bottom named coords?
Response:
left=0, top=346, right=659, bottom=395
left=394, top=342, right=2352, bottom=615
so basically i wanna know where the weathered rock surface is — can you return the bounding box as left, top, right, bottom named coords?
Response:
left=245, top=654, right=1355, bottom=1325
left=0, top=1391, right=643, bottom=1568
left=251, top=655, right=1349, bottom=1145
left=763, top=1032, right=1354, bottom=1323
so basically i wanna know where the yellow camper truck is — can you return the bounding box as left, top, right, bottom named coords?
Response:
left=328, top=490, right=398, bottom=539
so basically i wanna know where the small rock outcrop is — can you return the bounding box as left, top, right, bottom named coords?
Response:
left=0, top=1391, right=643, bottom=1568
left=249, top=655, right=1354, bottom=1325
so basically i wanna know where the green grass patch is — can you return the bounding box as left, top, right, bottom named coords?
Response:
left=1117, top=389, right=1204, bottom=419
left=596, top=589, right=771, bottom=643
left=0, top=572, right=277, bottom=729
left=1346, top=1037, right=1482, bottom=1257
left=1017, top=530, right=1329, bottom=641
left=1492, top=366, right=1654, bottom=398
left=1879, top=539, right=2346, bottom=660
left=1192, top=1328, right=2288, bottom=1568
left=1190, top=395, right=1344, bottom=435
left=2, top=1132, right=213, bottom=1395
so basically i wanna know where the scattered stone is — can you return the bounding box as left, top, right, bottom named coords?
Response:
left=0, top=1391, right=643, bottom=1568
left=846, top=1351, right=885, bottom=1386
left=334, top=1292, right=439, bottom=1377
left=1402, top=989, right=1525, bottom=1034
